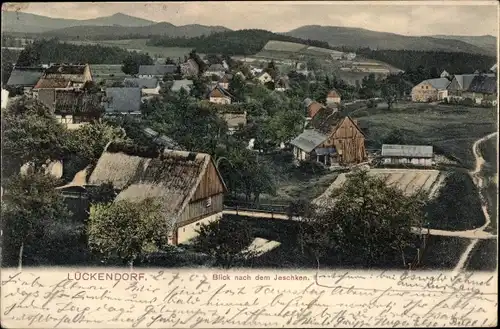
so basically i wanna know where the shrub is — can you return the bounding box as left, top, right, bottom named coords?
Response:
left=356, top=110, right=369, bottom=117
left=298, top=159, right=325, bottom=175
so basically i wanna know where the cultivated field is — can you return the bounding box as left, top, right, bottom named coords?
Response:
left=262, top=40, right=307, bottom=52
left=313, top=169, right=442, bottom=207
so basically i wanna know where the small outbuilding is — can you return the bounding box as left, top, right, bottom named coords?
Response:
left=381, top=144, right=434, bottom=167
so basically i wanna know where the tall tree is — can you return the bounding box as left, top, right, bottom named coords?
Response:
left=2, top=98, right=67, bottom=178
left=305, top=169, right=425, bottom=268
left=88, top=198, right=169, bottom=268
left=1, top=173, right=71, bottom=269
left=121, top=53, right=154, bottom=75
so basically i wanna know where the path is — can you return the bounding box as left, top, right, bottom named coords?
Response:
left=453, top=132, right=497, bottom=273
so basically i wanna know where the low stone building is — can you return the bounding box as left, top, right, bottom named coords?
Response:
left=411, top=78, right=450, bottom=102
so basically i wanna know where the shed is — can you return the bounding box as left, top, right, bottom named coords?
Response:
left=381, top=144, right=433, bottom=166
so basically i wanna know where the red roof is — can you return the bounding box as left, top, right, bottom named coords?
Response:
left=307, top=102, right=324, bottom=118
left=327, top=89, right=340, bottom=98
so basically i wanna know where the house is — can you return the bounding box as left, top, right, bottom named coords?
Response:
left=204, top=64, right=226, bottom=78
left=218, top=74, right=232, bottom=89
left=208, top=85, right=235, bottom=104
left=171, top=79, right=194, bottom=93
left=257, top=72, right=274, bottom=84
left=53, top=89, right=104, bottom=128
left=411, top=78, right=450, bottom=102
left=275, top=76, right=290, bottom=92
left=104, top=87, right=142, bottom=114
left=34, top=64, right=93, bottom=107
left=1, top=89, right=9, bottom=110
left=381, top=144, right=434, bottom=167
left=220, top=111, right=247, bottom=134
left=180, top=59, right=200, bottom=77
left=440, top=70, right=450, bottom=78
left=463, top=75, right=497, bottom=104
left=326, top=89, right=341, bottom=105
left=491, top=64, right=497, bottom=73
left=88, top=141, right=227, bottom=245
left=138, top=65, right=177, bottom=79
left=305, top=100, right=325, bottom=119
left=291, top=112, right=366, bottom=166
left=447, top=74, right=479, bottom=96
left=250, top=67, right=263, bottom=77
left=124, top=78, right=161, bottom=96
left=6, top=67, right=45, bottom=94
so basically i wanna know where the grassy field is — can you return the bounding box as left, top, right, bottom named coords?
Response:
left=465, top=240, right=497, bottom=272
left=419, top=236, right=471, bottom=270
left=67, top=39, right=195, bottom=60
left=479, top=135, right=498, bottom=234
left=354, top=103, right=498, bottom=169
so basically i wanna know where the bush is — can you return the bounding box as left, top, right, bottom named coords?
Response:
left=298, top=159, right=325, bottom=175
left=356, top=110, right=369, bottom=117
left=367, top=99, right=377, bottom=108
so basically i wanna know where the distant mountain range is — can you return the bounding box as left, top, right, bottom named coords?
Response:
left=285, top=26, right=497, bottom=56
left=1, top=11, right=496, bottom=56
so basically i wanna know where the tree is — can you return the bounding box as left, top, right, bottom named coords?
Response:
left=87, top=183, right=117, bottom=204
left=381, top=82, right=397, bottom=109
left=121, top=53, right=154, bottom=75
left=1, top=173, right=71, bottom=269
left=382, top=129, right=412, bottom=145
left=228, top=74, right=246, bottom=102
left=304, top=169, right=425, bottom=268
left=88, top=198, right=169, bottom=268
left=2, top=98, right=67, bottom=178
left=193, top=218, right=253, bottom=268
left=190, top=76, right=209, bottom=99
left=360, top=73, right=379, bottom=99
left=16, top=44, right=41, bottom=66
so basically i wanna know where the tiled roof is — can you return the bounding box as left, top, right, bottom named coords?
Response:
left=307, top=101, right=325, bottom=119
left=54, top=90, right=104, bottom=116
left=290, top=129, right=327, bottom=153
left=209, top=85, right=234, bottom=99
left=381, top=144, right=433, bottom=158
left=308, top=107, right=342, bottom=134
left=105, top=87, right=142, bottom=113
left=467, top=75, right=497, bottom=94
left=424, top=78, right=450, bottom=90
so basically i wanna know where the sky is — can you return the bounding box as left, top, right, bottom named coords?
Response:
left=3, top=1, right=499, bottom=36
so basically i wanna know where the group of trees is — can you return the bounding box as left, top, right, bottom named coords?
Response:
left=147, top=29, right=332, bottom=56
left=11, top=38, right=154, bottom=67
left=357, top=48, right=495, bottom=77
left=121, top=52, right=154, bottom=75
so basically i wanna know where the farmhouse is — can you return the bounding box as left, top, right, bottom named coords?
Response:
left=220, top=111, right=247, bottom=134
left=218, top=74, right=232, bottom=89
left=6, top=67, right=45, bottom=94
left=124, top=78, right=161, bottom=96
left=53, top=89, right=104, bottom=128
left=88, top=142, right=227, bottom=245
left=34, top=64, right=93, bottom=106
left=463, top=75, right=497, bottom=104
left=291, top=112, right=366, bottom=166
left=257, top=72, right=274, bottom=84
left=411, top=78, right=450, bottom=102
left=326, top=89, right=341, bottom=105
left=381, top=144, right=434, bottom=167
left=208, top=85, right=235, bottom=104
left=180, top=59, right=200, bottom=77
left=104, top=87, right=142, bottom=114
left=447, top=74, right=478, bottom=96
left=171, top=79, right=193, bottom=93
left=204, top=64, right=226, bottom=78
left=138, top=65, right=177, bottom=79
left=440, top=70, right=450, bottom=78
left=275, top=76, right=290, bottom=91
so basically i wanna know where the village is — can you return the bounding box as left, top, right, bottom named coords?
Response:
left=1, top=15, right=498, bottom=272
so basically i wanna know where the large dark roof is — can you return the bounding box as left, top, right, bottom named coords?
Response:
left=45, top=64, right=87, bottom=75
left=308, top=107, right=342, bottom=134
left=105, top=87, right=142, bottom=113
left=467, top=75, right=497, bottom=94
left=54, top=90, right=104, bottom=116
left=6, top=67, right=44, bottom=87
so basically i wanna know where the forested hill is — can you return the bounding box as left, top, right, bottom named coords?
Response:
left=357, top=49, right=496, bottom=75
left=14, top=39, right=150, bottom=65
left=147, top=29, right=333, bottom=56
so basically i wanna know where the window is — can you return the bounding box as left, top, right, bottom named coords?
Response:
left=206, top=197, right=212, bottom=207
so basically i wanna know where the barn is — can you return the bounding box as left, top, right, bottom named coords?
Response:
left=381, top=144, right=434, bottom=167
left=88, top=141, right=227, bottom=245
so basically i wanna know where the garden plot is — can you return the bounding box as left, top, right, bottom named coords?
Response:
left=313, top=169, right=442, bottom=208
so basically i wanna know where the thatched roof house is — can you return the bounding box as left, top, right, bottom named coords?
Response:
left=88, top=142, right=227, bottom=245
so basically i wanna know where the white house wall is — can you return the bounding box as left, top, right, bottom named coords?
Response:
left=176, top=212, right=223, bottom=244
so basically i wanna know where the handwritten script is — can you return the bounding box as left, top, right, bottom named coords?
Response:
left=1, top=268, right=497, bottom=328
